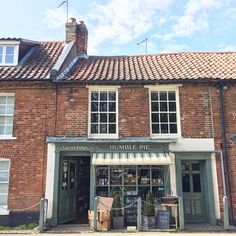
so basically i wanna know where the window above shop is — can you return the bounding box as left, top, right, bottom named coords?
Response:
left=0, top=94, right=15, bottom=139
left=145, top=85, right=181, bottom=139
left=88, top=86, right=120, bottom=139
left=0, top=45, right=19, bottom=66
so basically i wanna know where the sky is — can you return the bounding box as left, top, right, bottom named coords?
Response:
left=0, top=0, right=236, bottom=56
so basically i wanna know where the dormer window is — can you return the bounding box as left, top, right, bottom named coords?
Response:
left=0, top=45, right=18, bottom=66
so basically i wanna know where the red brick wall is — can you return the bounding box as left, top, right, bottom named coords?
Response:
left=1, top=81, right=236, bottom=218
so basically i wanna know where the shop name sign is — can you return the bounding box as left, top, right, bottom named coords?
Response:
left=60, top=145, right=89, bottom=151
left=109, top=144, right=150, bottom=151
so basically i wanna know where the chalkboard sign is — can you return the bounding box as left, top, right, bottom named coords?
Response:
left=124, top=195, right=138, bottom=226
left=157, top=210, right=170, bottom=229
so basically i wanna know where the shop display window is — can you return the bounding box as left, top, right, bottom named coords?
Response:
left=95, top=165, right=168, bottom=204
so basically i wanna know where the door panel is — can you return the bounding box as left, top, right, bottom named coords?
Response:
left=181, top=160, right=207, bottom=222
left=59, top=160, right=77, bottom=224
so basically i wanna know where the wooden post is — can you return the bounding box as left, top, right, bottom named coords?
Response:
left=137, top=197, right=142, bottom=231
left=178, top=196, right=184, bottom=230
left=223, top=196, right=229, bottom=230
left=39, top=198, right=45, bottom=233
left=93, top=197, right=98, bottom=231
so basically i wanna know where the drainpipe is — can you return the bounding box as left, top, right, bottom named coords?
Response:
left=217, top=82, right=235, bottom=224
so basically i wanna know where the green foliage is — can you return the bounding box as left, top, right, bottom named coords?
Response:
left=112, top=194, right=123, bottom=217
left=143, top=191, right=155, bottom=216
left=0, top=223, right=38, bottom=231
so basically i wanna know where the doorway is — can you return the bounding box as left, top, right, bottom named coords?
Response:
left=181, top=160, right=207, bottom=223
left=58, top=156, right=90, bottom=224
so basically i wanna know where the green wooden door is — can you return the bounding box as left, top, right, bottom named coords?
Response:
left=59, top=159, right=77, bottom=224
left=181, top=160, right=207, bottom=222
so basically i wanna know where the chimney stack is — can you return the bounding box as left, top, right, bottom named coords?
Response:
left=65, top=18, right=88, bottom=55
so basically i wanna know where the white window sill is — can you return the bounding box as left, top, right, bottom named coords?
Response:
left=89, top=135, right=119, bottom=140
left=0, top=207, right=9, bottom=215
left=150, top=134, right=180, bottom=140
left=0, top=136, right=17, bottom=140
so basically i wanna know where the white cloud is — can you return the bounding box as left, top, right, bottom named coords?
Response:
left=86, top=0, right=174, bottom=53
left=161, top=0, right=223, bottom=40
left=225, top=8, right=236, bottom=19
left=43, top=8, right=67, bottom=29
left=160, top=43, right=189, bottom=53
left=219, top=45, right=236, bottom=51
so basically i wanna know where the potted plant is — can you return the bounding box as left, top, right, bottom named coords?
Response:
left=112, top=194, right=124, bottom=229
left=142, top=191, right=156, bottom=229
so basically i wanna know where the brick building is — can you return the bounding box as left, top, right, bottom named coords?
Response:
left=0, top=19, right=236, bottom=228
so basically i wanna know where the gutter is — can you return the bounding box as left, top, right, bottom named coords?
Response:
left=217, top=82, right=235, bottom=224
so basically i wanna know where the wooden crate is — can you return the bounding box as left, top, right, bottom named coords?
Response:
left=88, top=210, right=111, bottom=231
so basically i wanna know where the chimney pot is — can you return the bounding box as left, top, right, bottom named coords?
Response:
left=79, top=20, right=84, bottom=24
left=70, top=17, right=76, bottom=23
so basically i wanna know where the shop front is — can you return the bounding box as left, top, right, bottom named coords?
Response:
left=44, top=138, right=219, bottom=229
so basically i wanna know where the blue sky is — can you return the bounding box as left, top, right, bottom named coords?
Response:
left=1, top=0, right=236, bottom=55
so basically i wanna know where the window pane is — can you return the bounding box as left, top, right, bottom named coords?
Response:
left=69, top=162, right=75, bottom=189
left=192, top=163, right=200, bottom=171
left=91, top=113, right=98, bottom=122
left=0, top=55, right=2, bottom=64
left=0, top=97, right=6, bottom=104
left=7, top=117, right=13, bottom=125
left=160, top=113, right=168, bottom=122
left=109, top=113, right=116, bottom=122
left=170, top=124, right=177, bottom=133
left=152, top=124, right=159, bottom=133
left=169, top=102, right=176, bottom=111
left=0, top=47, right=3, bottom=54
left=0, top=161, right=9, bottom=171
left=160, top=92, right=167, bottom=100
left=182, top=174, right=190, bottom=192
left=0, top=195, right=7, bottom=206
left=193, top=174, right=201, bottom=192
left=6, top=46, right=14, bottom=54
left=100, top=102, right=107, bottom=112
left=182, top=161, right=190, bottom=171
left=0, top=183, right=8, bottom=194
left=109, top=92, right=116, bottom=101
left=168, top=92, right=176, bottom=100
left=100, top=124, right=107, bottom=133
left=6, top=105, right=14, bottom=114
left=109, top=102, right=116, bottom=112
left=169, top=113, right=176, bottom=122
left=91, top=124, right=98, bottom=133
left=109, top=124, right=116, bottom=133
left=138, top=169, right=150, bottom=185
left=151, top=102, right=158, bottom=111
left=110, top=168, right=122, bottom=185
left=5, top=125, right=13, bottom=135
left=160, top=102, right=167, bottom=111
left=100, top=113, right=107, bottom=122
left=161, top=124, right=168, bottom=133
left=7, top=96, right=14, bottom=105
left=151, top=113, right=159, bottom=122
left=151, top=92, right=158, bottom=100
left=91, top=92, right=98, bottom=101
left=124, top=168, right=136, bottom=185
left=0, top=117, right=5, bottom=124
left=91, top=102, right=98, bottom=111
left=0, top=173, right=8, bottom=182
left=5, top=55, right=14, bottom=64
left=100, top=92, right=107, bottom=101
left=0, top=105, right=6, bottom=114
left=0, top=125, right=5, bottom=135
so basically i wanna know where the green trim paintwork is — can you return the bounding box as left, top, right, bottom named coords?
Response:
left=175, top=153, right=216, bottom=227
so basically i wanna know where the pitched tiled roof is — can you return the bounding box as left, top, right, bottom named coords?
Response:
left=0, top=41, right=64, bottom=80
left=61, top=52, right=236, bottom=82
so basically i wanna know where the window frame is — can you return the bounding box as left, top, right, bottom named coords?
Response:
left=0, top=159, right=10, bottom=215
left=146, top=85, right=181, bottom=139
left=87, top=86, right=120, bottom=139
left=0, top=93, right=16, bottom=140
left=0, top=42, right=19, bottom=66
